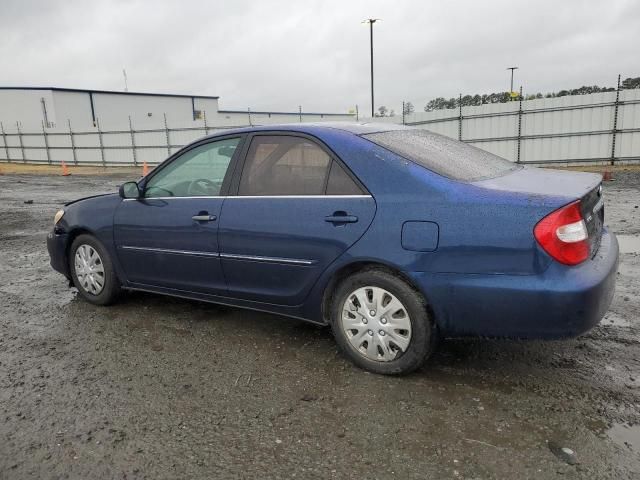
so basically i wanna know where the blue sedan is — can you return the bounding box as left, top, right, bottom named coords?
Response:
left=47, top=123, right=619, bottom=374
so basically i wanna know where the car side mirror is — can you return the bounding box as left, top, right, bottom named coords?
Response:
left=119, top=181, right=141, bottom=199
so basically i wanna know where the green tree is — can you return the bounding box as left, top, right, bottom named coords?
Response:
left=403, top=102, right=415, bottom=115
left=622, top=77, right=640, bottom=89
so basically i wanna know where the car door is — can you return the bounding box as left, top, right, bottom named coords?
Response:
left=113, top=136, right=243, bottom=295
left=218, top=133, right=376, bottom=306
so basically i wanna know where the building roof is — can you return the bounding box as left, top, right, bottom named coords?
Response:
left=0, top=87, right=354, bottom=117
left=0, top=86, right=219, bottom=100
left=218, top=109, right=354, bottom=117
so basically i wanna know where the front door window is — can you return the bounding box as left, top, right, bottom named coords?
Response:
left=145, top=137, right=240, bottom=198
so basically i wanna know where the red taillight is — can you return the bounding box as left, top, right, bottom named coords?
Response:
left=534, top=200, right=589, bottom=266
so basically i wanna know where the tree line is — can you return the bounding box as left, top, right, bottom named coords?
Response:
left=374, top=76, right=640, bottom=116
left=422, top=76, right=640, bottom=112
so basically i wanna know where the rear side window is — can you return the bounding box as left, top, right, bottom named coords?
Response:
left=239, top=136, right=331, bottom=195
left=326, top=161, right=364, bottom=195
left=363, top=129, right=519, bottom=182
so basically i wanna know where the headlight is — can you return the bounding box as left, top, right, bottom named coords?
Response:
left=54, top=209, right=65, bottom=225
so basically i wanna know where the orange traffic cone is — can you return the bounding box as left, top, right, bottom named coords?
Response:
left=61, top=161, right=71, bottom=176
left=603, top=170, right=613, bottom=181
left=142, top=161, right=149, bottom=176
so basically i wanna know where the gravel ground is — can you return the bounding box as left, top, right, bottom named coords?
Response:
left=0, top=169, right=639, bottom=479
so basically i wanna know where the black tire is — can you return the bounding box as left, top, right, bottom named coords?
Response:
left=69, top=234, right=121, bottom=306
left=329, top=268, right=436, bottom=375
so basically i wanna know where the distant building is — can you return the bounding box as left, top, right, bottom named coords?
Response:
left=0, top=86, right=353, bottom=130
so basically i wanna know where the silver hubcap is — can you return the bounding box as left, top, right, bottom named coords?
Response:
left=74, top=244, right=105, bottom=295
left=340, top=286, right=412, bottom=362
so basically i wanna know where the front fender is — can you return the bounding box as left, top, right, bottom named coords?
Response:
left=55, top=194, right=127, bottom=285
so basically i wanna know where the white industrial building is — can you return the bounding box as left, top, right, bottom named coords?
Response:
left=0, top=86, right=354, bottom=130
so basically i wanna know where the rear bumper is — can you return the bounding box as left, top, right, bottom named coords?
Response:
left=47, top=230, right=70, bottom=277
left=410, top=228, right=619, bottom=339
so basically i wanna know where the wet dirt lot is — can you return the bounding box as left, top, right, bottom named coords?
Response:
left=0, top=169, right=639, bottom=479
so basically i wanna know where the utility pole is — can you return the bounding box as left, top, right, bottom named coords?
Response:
left=362, top=19, right=380, bottom=117
left=123, top=69, right=129, bottom=92
left=507, top=66, right=518, bottom=100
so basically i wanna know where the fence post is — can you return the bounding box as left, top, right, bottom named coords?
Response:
left=68, top=120, right=78, bottom=165
left=1, top=122, right=9, bottom=162
left=458, top=93, right=463, bottom=141
left=356, top=105, right=359, bottom=122
left=164, top=113, right=171, bottom=155
left=610, top=74, right=621, bottom=166
left=203, top=110, right=210, bottom=136
left=129, top=116, right=137, bottom=166
left=247, top=108, right=252, bottom=126
left=516, top=86, right=523, bottom=163
left=97, top=119, right=106, bottom=166
left=299, top=105, right=302, bottom=122
left=42, top=121, right=51, bottom=164
left=17, top=122, right=25, bottom=163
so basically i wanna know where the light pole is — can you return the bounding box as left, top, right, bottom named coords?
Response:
left=363, top=19, right=380, bottom=117
left=507, top=66, right=518, bottom=100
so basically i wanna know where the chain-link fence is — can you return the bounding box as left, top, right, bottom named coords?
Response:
left=370, top=75, right=640, bottom=165
left=0, top=113, right=251, bottom=166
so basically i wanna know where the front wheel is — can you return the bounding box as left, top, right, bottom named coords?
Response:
left=330, top=268, right=436, bottom=375
left=69, top=234, right=121, bottom=306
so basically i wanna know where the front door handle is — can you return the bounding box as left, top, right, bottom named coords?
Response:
left=192, top=214, right=217, bottom=222
left=325, top=212, right=358, bottom=224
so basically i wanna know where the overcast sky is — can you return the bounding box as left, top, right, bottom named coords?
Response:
left=2, top=0, right=638, bottom=114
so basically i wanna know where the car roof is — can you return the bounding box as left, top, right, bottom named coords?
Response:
left=203, top=121, right=411, bottom=140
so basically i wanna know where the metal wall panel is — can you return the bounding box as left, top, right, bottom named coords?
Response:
left=617, top=132, right=640, bottom=158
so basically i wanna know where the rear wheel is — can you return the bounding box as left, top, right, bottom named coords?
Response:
left=330, top=268, right=436, bottom=375
left=69, top=234, right=121, bottom=305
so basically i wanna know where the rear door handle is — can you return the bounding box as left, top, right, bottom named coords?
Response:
left=325, top=213, right=358, bottom=224
left=192, top=214, right=217, bottom=222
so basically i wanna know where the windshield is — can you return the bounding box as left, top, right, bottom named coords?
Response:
left=363, top=129, right=520, bottom=182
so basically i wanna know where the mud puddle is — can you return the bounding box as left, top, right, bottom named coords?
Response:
left=617, top=234, right=640, bottom=254
left=607, top=423, right=640, bottom=454
left=602, top=313, right=632, bottom=328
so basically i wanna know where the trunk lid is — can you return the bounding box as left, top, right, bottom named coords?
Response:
left=580, top=182, right=605, bottom=257
left=473, top=166, right=604, bottom=257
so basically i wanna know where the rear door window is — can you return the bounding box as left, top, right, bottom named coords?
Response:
left=363, top=129, right=519, bottom=182
left=326, top=161, right=364, bottom=195
left=238, top=136, right=331, bottom=195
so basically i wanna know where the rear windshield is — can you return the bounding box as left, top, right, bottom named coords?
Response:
left=363, top=129, right=519, bottom=182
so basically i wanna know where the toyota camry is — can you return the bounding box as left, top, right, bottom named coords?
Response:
left=47, top=123, right=619, bottom=374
